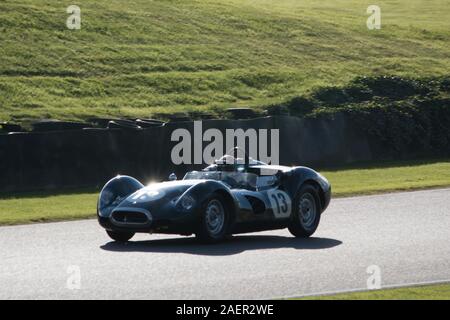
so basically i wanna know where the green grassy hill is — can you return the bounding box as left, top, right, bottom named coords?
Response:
left=1, top=0, right=449, bottom=122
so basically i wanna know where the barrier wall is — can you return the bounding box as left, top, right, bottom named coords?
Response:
left=0, top=114, right=373, bottom=193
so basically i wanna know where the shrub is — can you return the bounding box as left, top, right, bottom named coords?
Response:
left=329, top=97, right=450, bottom=158
left=314, top=87, right=350, bottom=106
left=352, top=76, right=432, bottom=99
left=270, top=75, right=450, bottom=158
left=286, top=97, right=316, bottom=117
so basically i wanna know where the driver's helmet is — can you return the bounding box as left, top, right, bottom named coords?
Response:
left=215, top=154, right=236, bottom=165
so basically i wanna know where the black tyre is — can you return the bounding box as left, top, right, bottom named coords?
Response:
left=196, top=194, right=230, bottom=243
left=106, top=230, right=135, bottom=242
left=107, top=120, right=143, bottom=131
left=288, top=184, right=321, bottom=238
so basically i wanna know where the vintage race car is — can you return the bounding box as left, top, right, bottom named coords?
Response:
left=97, top=150, right=331, bottom=243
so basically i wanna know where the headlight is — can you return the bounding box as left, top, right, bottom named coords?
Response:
left=98, top=175, right=144, bottom=217
left=180, top=195, right=195, bottom=211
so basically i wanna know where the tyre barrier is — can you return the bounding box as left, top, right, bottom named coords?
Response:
left=135, top=119, right=165, bottom=128
left=226, top=108, right=257, bottom=119
left=87, top=118, right=120, bottom=128
left=107, top=120, right=143, bottom=130
left=31, top=120, right=90, bottom=132
left=0, top=122, right=24, bottom=133
left=188, top=112, right=216, bottom=120
left=167, top=113, right=191, bottom=122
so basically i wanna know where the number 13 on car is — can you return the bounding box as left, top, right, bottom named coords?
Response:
left=267, top=189, right=292, bottom=218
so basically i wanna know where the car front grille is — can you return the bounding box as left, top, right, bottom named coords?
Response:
left=111, top=211, right=149, bottom=224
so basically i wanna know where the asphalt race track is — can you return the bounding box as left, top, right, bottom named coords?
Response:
left=1, top=188, right=449, bottom=299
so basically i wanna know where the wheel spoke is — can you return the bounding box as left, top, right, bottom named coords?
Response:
left=298, top=193, right=316, bottom=230
left=205, top=199, right=225, bottom=236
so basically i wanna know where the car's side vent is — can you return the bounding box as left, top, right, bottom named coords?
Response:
left=245, top=196, right=266, bottom=214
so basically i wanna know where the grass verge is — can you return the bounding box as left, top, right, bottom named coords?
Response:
left=297, top=283, right=450, bottom=300
left=1, top=0, right=449, bottom=122
left=322, top=158, right=450, bottom=197
left=0, top=158, right=450, bottom=225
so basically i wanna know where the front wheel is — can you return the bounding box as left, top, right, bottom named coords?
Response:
left=106, top=230, right=135, bottom=242
left=288, top=185, right=321, bottom=238
left=196, top=194, right=230, bottom=243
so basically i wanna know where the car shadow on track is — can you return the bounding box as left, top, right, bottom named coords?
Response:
left=100, top=235, right=342, bottom=256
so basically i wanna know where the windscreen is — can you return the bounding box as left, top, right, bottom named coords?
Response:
left=184, top=171, right=257, bottom=190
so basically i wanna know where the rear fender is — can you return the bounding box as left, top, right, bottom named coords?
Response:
left=281, top=167, right=330, bottom=201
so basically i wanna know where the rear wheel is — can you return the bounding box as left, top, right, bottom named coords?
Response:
left=196, top=194, right=230, bottom=243
left=288, top=185, right=321, bottom=238
left=106, top=230, right=135, bottom=242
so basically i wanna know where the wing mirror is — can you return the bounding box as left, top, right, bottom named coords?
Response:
left=169, top=173, right=177, bottom=181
